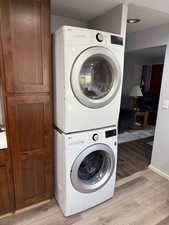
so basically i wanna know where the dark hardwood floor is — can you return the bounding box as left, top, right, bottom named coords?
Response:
left=117, top=137, right=153, bottom=180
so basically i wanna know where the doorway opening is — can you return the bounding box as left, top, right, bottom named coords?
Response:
left=117, top=45, right=166, bottom=180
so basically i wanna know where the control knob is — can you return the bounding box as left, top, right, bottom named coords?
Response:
left=96, top=33, right=103, bottom=42
left=92, top=133, right=99, bottom=141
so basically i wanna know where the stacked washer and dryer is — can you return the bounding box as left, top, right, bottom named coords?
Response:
left=53, top=26, right=124, bottom=216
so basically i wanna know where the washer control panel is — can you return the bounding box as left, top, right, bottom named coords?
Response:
left=92, top=133, right=99, bottom=141
left=96, top=33, right=103, bottom=42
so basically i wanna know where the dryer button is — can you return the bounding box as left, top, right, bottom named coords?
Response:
left=96, top=33, right=103, bottom=42
left=93, top=133, right=99, bottom=141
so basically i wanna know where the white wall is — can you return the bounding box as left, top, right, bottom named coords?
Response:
left=88, top=4, right=128, bottom=38
left=126, top=24, right=169, bottom=52
left=51, top=15, right=87, bottom=33
left=151, top=43, right=169, bottom=175
left=126, top=23, right=169, bottom=176
left=89, top=5, right=122, bottom=35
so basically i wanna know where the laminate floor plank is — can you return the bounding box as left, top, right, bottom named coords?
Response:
left=1, top=169, right=169, bottom=225
left=156, top=215, right=169, bottom=225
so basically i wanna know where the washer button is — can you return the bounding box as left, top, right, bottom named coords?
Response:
left=93, top=133, right=99, bottom=141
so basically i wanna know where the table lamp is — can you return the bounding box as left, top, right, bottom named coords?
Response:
left=129, top=85, right=143, bottom=108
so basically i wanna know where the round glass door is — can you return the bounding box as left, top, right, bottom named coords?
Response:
left=79, top=56, right=113, bottom=100
left=71, top=144, right=115, bottom=193
left=71, top=47, right=121, bottom=108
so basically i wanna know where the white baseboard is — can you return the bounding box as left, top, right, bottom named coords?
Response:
left=148, top=165, right=169, bottom=181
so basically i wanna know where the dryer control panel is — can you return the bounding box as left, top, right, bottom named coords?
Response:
left=105, top=129, right=116, bottom=138
left=111, top=35, right=123, bottom=46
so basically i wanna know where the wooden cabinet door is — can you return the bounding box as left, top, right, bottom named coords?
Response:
left=7, top=95, right=53, bottom=209
left=0, top=150, right=14, bottom=215
left=1, top=0, right=51, bottom=93
left=0, top=12, right=14, bottom=215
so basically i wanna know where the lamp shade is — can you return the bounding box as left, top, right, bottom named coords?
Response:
left=129, top=85, right=143, bottom=97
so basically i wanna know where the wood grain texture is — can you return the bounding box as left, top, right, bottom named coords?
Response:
left=1, top=169, right=169, bottom=225
left=0, top=11, right=14, bottom=215
left=0, top=0, right=51, bottom=93
left=7, top=95, right=53, bottom=210
left=133, top=111, right=149, bottom=129
left=0, top=0, right=53, bottom=212
left=0, top=164, right=12, bottom=215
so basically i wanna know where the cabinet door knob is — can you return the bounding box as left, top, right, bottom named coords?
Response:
left=0, top=165, right=5, bottom=168
left=23, top=152, right=29, bottom=155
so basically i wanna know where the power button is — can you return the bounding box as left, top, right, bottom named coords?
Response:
left=96, top=33, right=103, bottom=42
left=92, top=133, right=99, bottom=141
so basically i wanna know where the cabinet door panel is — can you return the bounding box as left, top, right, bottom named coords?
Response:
left=7, top=95, right=53, bottom=209
left=1, top=0, right=50, bottom=93
left=0, top=14, right=14, bottom=215
left=21, top=154, right=46, bottom=201
left=17, top=103, right=44, bottom=152
left=0, top=151, right=14, bottom=215
left=0, top=166, right=11, bottom=214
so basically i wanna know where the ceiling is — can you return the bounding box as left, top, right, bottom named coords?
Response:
left=127, top=0, right=169, bottom=15
left=127, top=4, right=169, bottom=33
left=51, top=0, right=169, bottom=33
left=51, top=0, right=123, bottom=21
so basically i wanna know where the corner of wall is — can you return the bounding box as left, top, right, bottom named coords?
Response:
left=88, top=3, right=128, bottom=39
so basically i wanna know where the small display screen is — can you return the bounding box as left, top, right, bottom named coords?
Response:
left=105, top=129, right=116, bottom=138
left=111, top=35, right=123, bottom=45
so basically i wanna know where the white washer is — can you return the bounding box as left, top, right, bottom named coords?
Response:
left=54, top=126, right=117, bottom=216
left=53, top=26, right=125, bottom=133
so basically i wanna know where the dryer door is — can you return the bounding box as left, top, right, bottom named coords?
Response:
left=71, top=144, right=115, bottom=193
left=71, top=46, right=121, bottom=108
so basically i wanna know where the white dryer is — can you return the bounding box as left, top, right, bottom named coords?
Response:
left=54, top=127, right=117, bottom=216
left=53, top=26, right=124, bottom=133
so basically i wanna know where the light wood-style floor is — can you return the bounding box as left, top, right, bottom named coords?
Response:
left=1, top=169, right=169, bottom=225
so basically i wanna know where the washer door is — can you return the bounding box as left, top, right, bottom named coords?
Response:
left=71, top=144, right=115, bottom=193
left=71, top=46, right=121, bottom=108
